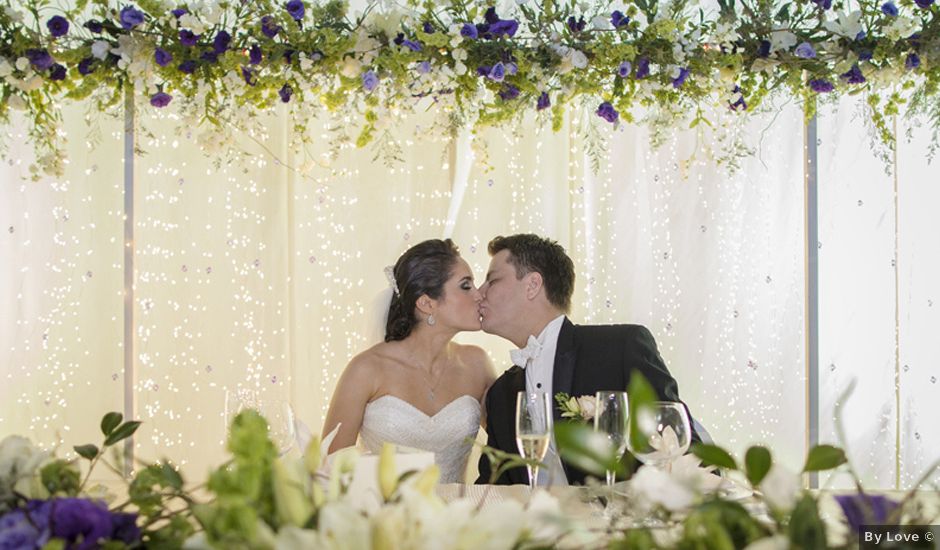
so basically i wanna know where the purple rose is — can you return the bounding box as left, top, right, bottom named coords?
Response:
left=795, top=42, right=816, bottom=58
left=50, top=499, right=115, bottom=550
left=881, top=2, right=899, bottom=15
left=150, top=92, right=172, bottom=108
left=617, top=61, right=632, bottom=78
left=241, top=66, right=255, bottom=85
left=49, top=63, right=67, bottom=81
left=460, top=23, right=478, bottom=39
left=906, top=52, right=920, bottom=69
left=78, top=57, right=96, bottom=75
left=279, top=83, right=293, bottom=103
left=914, top=0, right=933, bottom=8
left=249, top=44, right=262, bottom=65
left=422, top=21, right=434, bottom=33
left=757, top=40, right=771, bottom=58
left=282, top=49, right=295, bottom=63
left=119, top=6, right=145, bottom=29
left=611, top=10, right=629, bottom=28
left=179, top=29, right=198, bottom=46
left=85, top=19, right=103, bottom=33
left=567, top=16, right=585, bottom=33
left=488, top=18, right=518, bottom=38
left=171, top=8, right=187, bottom=18
left=26, top=49, right=55, bottom=71
left=154, top=47, right=173, bottom=67
left=200, top=51, right=218, bottom=64
left=809, top=79, right=834, bottom=93
left=47, top=16, right=70, bottom=37
left=840, top=64, right=865, bottom=84
left=488, top=62, right=505, bottom=82
left=285, top=0, right=304, bottom=21
left=213, top=30, right=231, bottom=54
left=484, top=7, right=499, bottom=23
left=858, top=49, right=873, bottom=61
left=261, top=16, right=281, bottom=38
left=417, top=61, right=431, bottom=74
left=178, top=60, right=197, bottom=73
left=634, top=57, right=650, bottom=79
left=362, top=70, right=379, bottom=91
left=596, top=101, right=619, bottom=123
left=728, top=86, right=747, bottom=111
left=536, top=92, right=550, bottom=110
left=855, top=31, right=866, bottom=41
left=109, top=512, right=140, bottom=545
left=498, top=84, right=520, bottom=100
left=812, top=0, right=832, bottom=8
left=672, top=67, right=690, bottom=88
left=0, top=502, right=52, bottom=549
left=835, top=494, right=899, bottom=532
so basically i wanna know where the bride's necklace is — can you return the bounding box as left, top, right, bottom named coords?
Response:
left=418, top=367, right=443, bottom=402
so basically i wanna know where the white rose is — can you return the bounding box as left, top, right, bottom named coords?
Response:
left=575, top=396, right=596, bottom=420
left=0, top=435, right=48, bottom=501
left=592, top=15, right=609, bottom=30
left=760, top=463, right=801, bottom=511
left=630, top=465, right=696, bottom=511
left=4, top=6, right=24, bottom=23
left=568, top=49, right=588, bottom=69
left=451, top=48, right=467, bottom=62
left=91, top=40, right=110, bottom=60
left=15, top=57, right=29, bottom=71
left=340, top=58, right=362, bottom=78
left=7, top=94, right=27, bottom=110
left=0, top=58, right=11, bottom=78
left=454, top=62, right=467, bottom=76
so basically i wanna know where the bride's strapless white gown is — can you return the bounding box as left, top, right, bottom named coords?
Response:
left=359, top=394, right=481, bottom=483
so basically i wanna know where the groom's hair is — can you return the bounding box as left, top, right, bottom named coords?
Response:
left=488, top=234, right=574, bottom=313
left=386, top=238, right=461, bottom=342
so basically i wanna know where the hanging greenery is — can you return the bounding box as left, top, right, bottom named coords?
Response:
left=0, top=0, right=937, bottom=176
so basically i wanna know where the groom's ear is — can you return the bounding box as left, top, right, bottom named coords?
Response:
left=524, top=272, right=543, bottom=300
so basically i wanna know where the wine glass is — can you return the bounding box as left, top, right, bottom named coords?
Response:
left=626, top=401, right=692, bottom=470
left=594, top=391, right=629, bottom=487
left=515, top=391, right=553, bottom=490
left=257, top=399, right=297, bottom=456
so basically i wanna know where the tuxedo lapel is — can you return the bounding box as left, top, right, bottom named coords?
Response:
left=500, top=365, right=526, bottom=437
left=551, top=318, right=577, bottom=424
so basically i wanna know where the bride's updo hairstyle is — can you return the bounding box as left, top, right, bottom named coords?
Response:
left=385, top=239, right=460, bottom=342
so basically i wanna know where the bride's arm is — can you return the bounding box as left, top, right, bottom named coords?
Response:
left=322, top=356, right=377, bottom=453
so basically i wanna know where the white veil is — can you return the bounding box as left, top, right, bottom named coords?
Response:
left=363, top=287, right=395, bottom=346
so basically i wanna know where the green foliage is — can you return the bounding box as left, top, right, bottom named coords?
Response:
left=692, top=443, right=738, bottom=470
left=802, top=444, right=848, bottom=472
left=39, top=459, right=80, bottom=496
left=744, top=446, right=772, bottom=485
left=555, top=422, right=626, bottom=478
left=678, top=499, right=771, bottom=549
left=788, top=493, right=828, bottom=549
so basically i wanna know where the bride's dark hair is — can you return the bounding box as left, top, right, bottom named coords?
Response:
left=385, top=239, right=460, bottom=342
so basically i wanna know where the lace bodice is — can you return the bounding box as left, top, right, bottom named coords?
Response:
left=359, top=394, right=481, bottom=483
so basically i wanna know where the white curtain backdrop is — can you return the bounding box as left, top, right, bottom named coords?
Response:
left=2, top=93, right=937, bottom=488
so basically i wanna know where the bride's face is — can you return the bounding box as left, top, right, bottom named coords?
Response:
left=430, top=258, right=482, bottom=332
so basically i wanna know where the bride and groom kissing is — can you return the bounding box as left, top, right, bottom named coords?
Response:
left=322, top=234, right=700, bottom=485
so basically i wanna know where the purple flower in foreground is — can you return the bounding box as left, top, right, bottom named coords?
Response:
left=200, top=51, right=218, bottom=64
left=567, top=16, right=586, bottom=33
left=617, top=61, right=632, bottom=78
left=178, top=60, right=197, bottom=73
left=261, top=16, right=281, bottom=38
left=241, top=66, right=255, bottom=85
left=460, top=23, right=478, bottom=39
left=26, top=49, right=54, bottom=70
left=279, top=83, right=293, bottom=103
left=154, top=47, right=172, bottom=67
left=672, top=67, right=690, bottom=88
left=50, top=499, right=117, bottom=550
left=809, top=79, right=834, bottom=93
left=249, top=44, right=262, bottom=65
left=611, top=10, right=629, bottom=28
left=109, top=512, right=141, bottom=545
left=400, top=38, right=422, bottom=51
left=537, top=92, right=550, bottom=110
left=795, top=42, right=817, bottom=58
left=417, top=61, right=431, bottom=74
left=85, top=20, right=103, bottom=33
left=729, top=86, right=747, bottom=111
left=179, top=29, right=198, bottom=46
left=881, top=2, right=899, bottom=16
left=841, top=64, right=865, bottom=84
left=906, top=52, right=920, bottom=69
left=171, top=8, right=187, bottom=18
left=77, top=57, right=96, bottom=75
left=498, top=84, right=519, bottom=100
left=119, top=6, right=145, bottom=29
left=858, top=49, right=873, bottom=61
left=0, top=502, right=51, bottom=549
left=150, top=92, right=172, bottom=108
left=634, top=57, right=650, bottom=79
left=213, top=30, right=231, bottom=54
left=835, top=494, right=899, bottom=532
left=484, top=7, right=500, bottom=23
left=285, top=0, right=304, bottom=21
left=422, top=21, right=434, bottom=33
left=488, top=18, right=518, bottom=38
left=596, top=101, right=619, bottom=123
left=49, top=64, right=67, bottom=81
left=47, top=16, right=70, bottom=37
left=488, top=62, right=505, bottom=82
left=757, top=40, right=771, bottom=58
left=362, top=70, right=379, bottom=91
left=812, top=0, right=833, bottom=9
left=914, top=0, right=934, bottom=8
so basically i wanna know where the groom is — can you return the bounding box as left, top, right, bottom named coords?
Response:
left=475, top=234, right=699, bottom=485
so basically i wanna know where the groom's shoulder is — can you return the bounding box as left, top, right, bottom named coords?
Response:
left=573, top=322, right=652, bottom=339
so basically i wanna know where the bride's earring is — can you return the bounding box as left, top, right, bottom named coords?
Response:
left=427, top=314, right=436, bottom=326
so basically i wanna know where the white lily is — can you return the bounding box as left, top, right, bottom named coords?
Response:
left=823, top=10, right=863, bottom=39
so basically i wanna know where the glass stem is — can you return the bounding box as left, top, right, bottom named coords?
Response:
left=529, top=465, right=539, bottom=490
left=606, top=469, right=616, bottom=486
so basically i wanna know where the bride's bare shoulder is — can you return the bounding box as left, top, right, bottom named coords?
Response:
left=345, top=342, right=399, bottom=374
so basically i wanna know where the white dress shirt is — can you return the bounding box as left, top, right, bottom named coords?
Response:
left=517, top=314, right=568, bottom=486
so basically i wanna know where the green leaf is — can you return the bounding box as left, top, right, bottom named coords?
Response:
left=788, top=493, right=827, bottom=549
left=161, top=462, right=184, bottom=490
left=555, top=422, right=625, bottom=478
left=691, top=443, right=738, bottom=470
left=74, top=444, right=99, bottom=460
left=627, top=372, right=657, bottom=451
left=802, top=444, right=847, bottom=472
left=104, top=421, right=142, bottom=446
left=744, top=446, right=772, bottom=485
left=100, top=412, right=123, bottom=437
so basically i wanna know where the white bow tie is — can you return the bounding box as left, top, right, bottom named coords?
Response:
left=510, top=335, right=542, bottom=367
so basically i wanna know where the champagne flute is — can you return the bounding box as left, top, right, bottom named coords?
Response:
left=626, top=401, right=692, bottom=470
left=594, top=391, right=629, bottom=487
left=257, top=399, right=297, bottom=456
left=515, top=391, right=553, bottom=490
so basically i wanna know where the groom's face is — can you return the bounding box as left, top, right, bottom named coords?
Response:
left=478, top=250, right=528, bottom=337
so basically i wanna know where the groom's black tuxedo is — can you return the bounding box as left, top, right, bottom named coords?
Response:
left=476, top=318, right=699, bottom=485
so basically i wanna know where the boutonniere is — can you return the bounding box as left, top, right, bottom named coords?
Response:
left=554, top=392, right=596, bottom=423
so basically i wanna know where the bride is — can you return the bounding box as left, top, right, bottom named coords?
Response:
left=322, top=239, right=496, bottom=483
